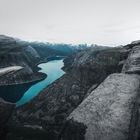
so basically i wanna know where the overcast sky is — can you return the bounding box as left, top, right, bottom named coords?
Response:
left=0, top=0, right=140, bottom=46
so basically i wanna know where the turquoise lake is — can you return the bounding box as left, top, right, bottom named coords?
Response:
left=16, top=59, right=65, bottom=106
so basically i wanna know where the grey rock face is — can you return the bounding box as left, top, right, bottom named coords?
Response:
left=122, top=45, right=140, bottom=74
left=0, top=98, right=15, bottom=125
left=0, top=35, right=16, bottom=45
left=64, top=46, right=127, bottom=87
left=0, top=98, right=15, bottom=139
left=131, top=40, right=140, bottom=45
left=23, top=45, right=40, bottom=60
left=68, top=73, right=140, bottom=140
left=0, top=66, right=23, bottom=77
left=0, top=35, right=44, bottom=85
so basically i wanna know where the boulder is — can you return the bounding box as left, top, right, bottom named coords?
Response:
left=67, top=73, right=140, bottom=140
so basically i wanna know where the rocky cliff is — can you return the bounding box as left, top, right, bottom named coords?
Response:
left=7, top=43, right=137, bottom=140
left=1, top=39, right=140, bottom=140
left=67, top=73, right=140, bottom=140
left=63, top=42, right=140, bottom=140
left=0, top=35, right=46, bottom=85
left=0, top=35, right=47, bottom=102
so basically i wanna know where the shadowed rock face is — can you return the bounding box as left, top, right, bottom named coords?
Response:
left=122, top=45, right=140, bottom=74
left=64, top=46, right=128, bottom=87
left=0, top=98, right=15, bottom=140
left=0, top=81, right=39, bottom=103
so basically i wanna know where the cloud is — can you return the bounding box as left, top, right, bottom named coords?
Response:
left=45, top=24, right=56, bottom=31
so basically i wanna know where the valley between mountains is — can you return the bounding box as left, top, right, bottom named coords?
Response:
left=0, top=35, right=140, bottom=140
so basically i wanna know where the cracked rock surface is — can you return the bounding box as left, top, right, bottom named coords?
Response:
left=68, top=73, right=140, bottom=140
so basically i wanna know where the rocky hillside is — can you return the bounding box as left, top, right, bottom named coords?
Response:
left=6, top=42, right=140, bottom=140
left=18, top=41, right=88, bottom=62
left=0, top=35, right=84, bottom=85
left=63, top=42, right=140, bottom=140
left=0, top=35, right=46, bottom=85
left=1, top=39, right=140, bottom=139
left=29, top=42, right=77, bottom=61
left=0, top=35, right=47, bottom=103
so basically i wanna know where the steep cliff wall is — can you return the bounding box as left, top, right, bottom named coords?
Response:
left=63, top=42, right=140, bottom=140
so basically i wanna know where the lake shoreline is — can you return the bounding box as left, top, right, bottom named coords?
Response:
left=16, top=59, right=65, bottom=106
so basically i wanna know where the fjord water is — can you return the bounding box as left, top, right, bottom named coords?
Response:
left=16, top=59, right=65, bottom=106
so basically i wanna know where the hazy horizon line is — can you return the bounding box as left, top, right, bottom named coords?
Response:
left=0, top=34, right=135, bottom=47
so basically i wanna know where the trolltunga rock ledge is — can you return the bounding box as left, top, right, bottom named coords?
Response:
left=68, top=73, right=140, bottom=140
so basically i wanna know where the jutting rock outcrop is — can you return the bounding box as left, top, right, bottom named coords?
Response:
left=67, top=73, right=140, bottom=140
